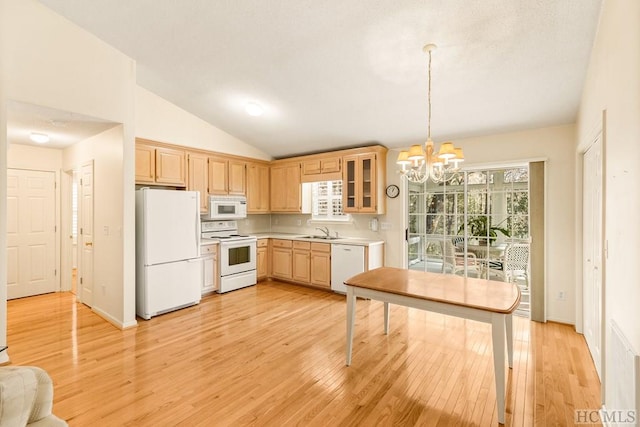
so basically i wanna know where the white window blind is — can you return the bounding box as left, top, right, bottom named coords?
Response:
left=311, top=180, right=349, bottom=221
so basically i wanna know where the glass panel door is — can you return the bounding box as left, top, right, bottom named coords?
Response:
left=407, top=166, right=530, bottom=286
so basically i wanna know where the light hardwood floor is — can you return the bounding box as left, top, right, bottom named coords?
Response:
left=7, top=281, right=601, bottom=426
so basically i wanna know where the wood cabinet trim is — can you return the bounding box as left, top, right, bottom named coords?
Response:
left=292, top=241, right=311, bottom=250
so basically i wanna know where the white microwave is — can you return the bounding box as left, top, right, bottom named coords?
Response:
left=208, top=195, right=247, bottom=220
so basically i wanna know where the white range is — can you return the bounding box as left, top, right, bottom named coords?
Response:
left=201, top=220, right=257, bottom=293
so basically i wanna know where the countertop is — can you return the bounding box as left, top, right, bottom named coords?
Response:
left=252, top=232, right=384, bottom=247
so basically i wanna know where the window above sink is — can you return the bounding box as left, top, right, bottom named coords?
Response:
left=306, top=181, right=351, bottom=223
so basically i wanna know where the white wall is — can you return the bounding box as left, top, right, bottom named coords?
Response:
left=7, top=144, right=62, bottom=171
left=268, top=213, right=388, bottom=240
left=136, top=86, right=271, bottom=160
left=387, top=124, right=576, bottom=324
left=63, top=126, right=133, bottom=326
left=577, top=0, right=640, bottom=408
left=0, top=0, right=137, bottom=346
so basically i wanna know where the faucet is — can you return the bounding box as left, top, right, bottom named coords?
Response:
left=316, top=226, right=330, bottom=238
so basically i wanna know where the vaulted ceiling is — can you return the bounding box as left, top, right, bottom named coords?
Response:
left=38, top=0, right=602, bottom=158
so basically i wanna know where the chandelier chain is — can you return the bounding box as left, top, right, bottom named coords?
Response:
left=427, top=48, right=432, bottom=141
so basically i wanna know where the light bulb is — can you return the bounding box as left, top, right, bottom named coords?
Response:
left=30, top=132, right=50, bottom=143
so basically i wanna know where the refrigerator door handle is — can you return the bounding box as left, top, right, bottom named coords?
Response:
left=195, top=194, right=201, bottom=251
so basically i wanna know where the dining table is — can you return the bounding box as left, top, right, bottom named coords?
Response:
left=344, top=266, right=521, bottom=425
left=462, top=243, right=506, bottom=259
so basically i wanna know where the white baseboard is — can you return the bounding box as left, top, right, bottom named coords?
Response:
left=92, top=306, right=138, bottom=330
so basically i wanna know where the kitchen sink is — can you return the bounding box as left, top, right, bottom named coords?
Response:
left=298, top=235, right=341, bottom=240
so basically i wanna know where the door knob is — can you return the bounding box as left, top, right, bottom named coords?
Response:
left=85, top=242, right=93, bottom=247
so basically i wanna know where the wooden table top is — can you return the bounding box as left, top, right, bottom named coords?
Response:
left=344, top=267, right=521, bottom=314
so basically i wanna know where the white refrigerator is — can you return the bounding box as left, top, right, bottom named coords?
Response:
left=136, top=188, right=202, bottom=320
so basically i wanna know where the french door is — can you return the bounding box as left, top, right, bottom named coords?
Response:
left=408, top=167, right=530, bottom=274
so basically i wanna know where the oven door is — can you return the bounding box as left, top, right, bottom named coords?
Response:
left=220, top=239, right=257, bottom=276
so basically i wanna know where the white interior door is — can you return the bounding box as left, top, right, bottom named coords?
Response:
left=79, top=162, right=94, bottom=307
left=6, top=169, right=56, bottom=299
left=583, top=133, right=603, bottom=378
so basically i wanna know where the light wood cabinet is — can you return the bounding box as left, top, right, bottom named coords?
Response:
left=257, top=239, right=269, bottom=280
left=228, top=160, right=246, bottom=195
left=208, top=156, right=228, bottom=194
left=135, top=144, right=156, bottom=184
left=246, top=162, right=270, bottom=213
left=343, top=153, right=377, bottom=214
left=135, top=140, right=186, bottom=187
left=201, top=244, right=218, bottom=294
left=208, top=156, right=246, bottom=196
left=271, top=239, right=293, bottom=280
left=270, top=239, right=331, bottom=289
left=301, top=156, right=342, bottom=182
left=187, top=151, right=210, bottom=213
left=270, top=162, right=301, bottom=212
left=310, top=243, right=331, bottom=288
left=292, top=241, right=311, bottom=283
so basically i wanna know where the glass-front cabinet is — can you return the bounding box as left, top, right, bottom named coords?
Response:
left=343, top=153, right=377, bottom=213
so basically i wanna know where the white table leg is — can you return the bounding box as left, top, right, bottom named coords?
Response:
left=506, top=313, right=514, bottom=368
left=383, top=302, right=390, bottom=335
left=346, top=286, right=356, bottom=366
left=491, top=313, right=506, bottom=425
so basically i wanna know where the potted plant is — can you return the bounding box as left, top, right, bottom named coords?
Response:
left=459, top=216, right=510, bottom=246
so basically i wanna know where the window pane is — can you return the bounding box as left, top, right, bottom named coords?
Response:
left=312, top=180, right=347, bottom=220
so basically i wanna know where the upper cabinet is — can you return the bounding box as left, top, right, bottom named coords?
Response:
left=136, top=139, right=186, bottom=187
left=228, top=160, right=246, bottom=195
left=301, top=155, right=342, bottom=183
left=187, top=151, right=210, bottom=213
left=270, top=162, right=301, bottom=213
left=208, top=156, right=246, bottom=196
left=136, top=138, right=387, bottom=216
left=246, top=162, right=270, bottom=213
left=343, top=146, right=387, bottom=214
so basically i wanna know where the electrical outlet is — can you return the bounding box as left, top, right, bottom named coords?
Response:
left=296, top=219, right=302, bottom=226
left=558, top=291, right=566, bottom=300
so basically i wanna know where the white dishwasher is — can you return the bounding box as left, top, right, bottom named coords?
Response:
left=331, top=243, right=383, bottom=293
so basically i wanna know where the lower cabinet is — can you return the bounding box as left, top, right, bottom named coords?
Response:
left=201, top=244, right=218, bottom=294
left=257, top=239, right=269, bottom=280
left=271, top=239, right=293, bottom=280
left=265, top=238, right=367, bottom=292
left=292, top=241, right=311, bottom=283
left=310, top=243, right=331, bottom=288
left=292, top=241, right=331, bottom=288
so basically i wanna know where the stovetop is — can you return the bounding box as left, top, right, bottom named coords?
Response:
left=201, top=220, right=256, bottom=243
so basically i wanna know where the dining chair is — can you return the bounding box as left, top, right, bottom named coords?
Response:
left=489, top=243, right=530, bottom=285
left=441, top=239, right=481, bottom=277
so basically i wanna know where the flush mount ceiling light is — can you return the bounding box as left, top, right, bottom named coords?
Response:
left=30, top=132, right=50, bottom=144
left=397, top=44, right=464, bottom=183
left=245, top=102, right=264, bottom=116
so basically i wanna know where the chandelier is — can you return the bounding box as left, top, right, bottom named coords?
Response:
left=397, top=44, right=464, bottom=183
